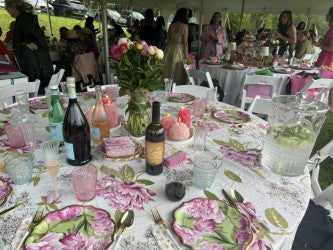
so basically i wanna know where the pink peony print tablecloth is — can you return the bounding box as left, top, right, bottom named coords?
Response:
left=0, top=94, right=311, bottom=250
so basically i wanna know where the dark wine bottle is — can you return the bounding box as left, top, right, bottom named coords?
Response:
left=145, top=101, right=165, bottom=175
left=63, top=77, right=92, bottom=166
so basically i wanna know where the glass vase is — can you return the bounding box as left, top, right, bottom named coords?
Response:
left=126, top=88, right=151, bottom=137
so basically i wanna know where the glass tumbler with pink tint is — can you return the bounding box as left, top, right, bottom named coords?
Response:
left=193, top=98, right=207, bottom=117
left=105, top=85, right=118, bottom=102
left=71, top=165, right=97, bottom=202
left=5, top=123, right=26, bottom=149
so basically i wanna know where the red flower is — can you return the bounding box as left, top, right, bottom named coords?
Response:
left=119, top=43, right=128, bottom=53
left=112, top=52, right=122, bottom=59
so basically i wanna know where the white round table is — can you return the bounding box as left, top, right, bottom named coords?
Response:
left=0, top=94, right=311, bottom=249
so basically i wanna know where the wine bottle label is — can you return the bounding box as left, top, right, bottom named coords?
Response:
left=92, top=127, right=100, bottom=140
left=64, top=142, right=75, bottom=160
left=145, top=141, right=165, bottom=165
left=50, top=122, right=63, bottom=141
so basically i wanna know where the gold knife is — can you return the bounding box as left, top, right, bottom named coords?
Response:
left=0, top=201, right=26, bottom=216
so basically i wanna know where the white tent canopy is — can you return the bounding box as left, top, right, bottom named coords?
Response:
left=111, top=0, right=331, bottom=16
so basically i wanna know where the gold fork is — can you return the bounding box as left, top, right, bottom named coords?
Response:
left=16, top=208, right=44, bottom=250
left=151, top=207, right=182, bottom=250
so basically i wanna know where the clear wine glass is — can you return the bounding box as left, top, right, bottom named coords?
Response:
left=21, top=120, right=37, bottom=154
left=42, top=140, right=60, bottom=193
left=15, top=90, right=29, bottom=115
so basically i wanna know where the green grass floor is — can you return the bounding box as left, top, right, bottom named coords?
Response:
left=312, top=111, right=333, bottom=190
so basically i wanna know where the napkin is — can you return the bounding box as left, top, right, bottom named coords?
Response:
left=164, top=151, right=187, bottom=169
left=255, top=69, right=273, bottom=76
left=10, top=215, right=33, bottom=250
left=150, top=224, right=179, bottom=250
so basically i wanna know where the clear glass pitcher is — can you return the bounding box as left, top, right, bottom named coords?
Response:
left=262, top=94, right=328, bottom=176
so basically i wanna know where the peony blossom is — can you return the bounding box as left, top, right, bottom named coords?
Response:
left=112, top=52, right=122, bottom=59
left=85, top=237, right=111, bottom=250
left=60, top=232, right=87, bottom=249
left=43, top=191, right=61, bottom=204
left=141, top=40, right=148, bottom=49
left=110, top=45, right=120, bottom=54
left=127, top=41, right=134, bottom=48
left=58, top=205, right=82, bottom=221
left=155, top=48, right=164, bottom=60
left=248, top=235, right=272, bottom=250
left=117, top=37, right=128, bottom=46
left=136, top=43, right=143, bottom=50
left=141, top=49, right=148, bottom=56
left=147, top=45, right=156, bottom=55
left=119, top=43, right=128, bottom=53
left=26, top=232, right=66, bottom=250
left=237, top=202, right=257, bottom=222
left=193, top=218, right=217, bottom=234
left=183, top=198, right=224, bottom=223
left=0, top=182, right=11, bottom=202
left=173, top=223, right=201, bottom=245
left=97, top=175, right=156, bottom=211
left=195, top=242, right=224, bottom=250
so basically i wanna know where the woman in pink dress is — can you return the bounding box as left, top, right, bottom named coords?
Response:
left=314, top=7, right=333, bottom=110
left=200, top=12, right=227, bottom=60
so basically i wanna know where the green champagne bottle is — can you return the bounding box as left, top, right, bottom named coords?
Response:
left=49, top=86, right=65, bottom=142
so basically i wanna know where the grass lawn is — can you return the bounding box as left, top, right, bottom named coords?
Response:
left=312, top=111, right=333, bottom=190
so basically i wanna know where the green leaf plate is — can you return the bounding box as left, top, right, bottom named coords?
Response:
left=213, top=109, right=251, bottom=124
left=25, top=205, right=116, bottom=249
left=167, top=93, right=195, bottom=103
left=172, top=198, right=254, bottom=249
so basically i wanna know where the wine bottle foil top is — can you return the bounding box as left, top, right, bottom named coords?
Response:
left=66, top=77, right=76, bottom=86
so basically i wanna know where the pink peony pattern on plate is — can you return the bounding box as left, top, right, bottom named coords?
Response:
left=97, top=175, right=156, bottom=211
left=26, top=206, right=115, bottom=249
left=213, top=109, right=251, bottom=124
left=219, top=145, right=262, bottom=170
left=0, top=179, right=12, bottom=207
left=168, top=93, right=195, bottom=103
left=193, top=120, right=219, bottom=131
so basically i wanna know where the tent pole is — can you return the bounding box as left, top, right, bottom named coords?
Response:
left=305, top=7, right=311, bottom=29
left=46, top=0, right=53, bottom=37
left=239, top=0, right=245, bottom=31
left=102, top=3, right=111, bottom=84
left=130, top=0, right=133, bottom=27
left=198, top=0, right=204, bottom=57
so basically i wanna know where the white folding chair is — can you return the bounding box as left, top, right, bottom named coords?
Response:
left=247, top=95, right=272, bottom=116
left=0, top=80, right=40, bottom=108
left=183, top=63, right=214, bottom=89
left=241, top=75, right=283, bottom=110
left=45, top=69, right=65, bottom=95
left=87, top=84, right=116, bottom=92
left=299, top=79, right=333, bottom=103
left=307, top=139, right=333, bottom=216
left=172, top=84, right=217, bottom=99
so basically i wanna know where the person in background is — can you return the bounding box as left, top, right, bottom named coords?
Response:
left=0, top=27, right=14, bottom=62
left=138, top=8, right=155, bottom=45
left=4, top=21, right=15, bottom=44
left=200, top=12, right=226, bottom=60
left=152, top=16, right=167, bottom=50
left=295, top=31, right=313, bottom=59
left=81, top=27, right=99, bottom=59
left=164, top=7, right=188, bottom=85
left=226, top=28, right=236, bottom=42
left=110, top=19, right=126, bottom=41
left=58, top=29, right=87, bottom=78
left=73, top=25, right=82, bottom=37
left=85, top=16, right=99, bottom=38
left=296, top=21, right=306, bottom=32
left=5, top=0, right=53, bottom=95
left=276, top=10, right=297, bottom=56
left=314, top=7, right=333, bottom=111
left=59, top=26, right=68, bottom=43
left=187, top=8, right=194, bottom=53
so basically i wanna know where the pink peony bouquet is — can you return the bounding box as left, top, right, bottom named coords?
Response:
left=110, top=38, right=164, bottom=96
left=185, top=53, right=196, bottom=65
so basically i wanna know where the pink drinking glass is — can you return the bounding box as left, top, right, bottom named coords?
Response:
left=193, top=98, right=207, bottom=117
left=71, top=165, right=97, bottom=202
left=105, top=85, right=118, bottom=102
left=5, top=123, right=26, bottom=149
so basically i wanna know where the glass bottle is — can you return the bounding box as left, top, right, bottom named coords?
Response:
left=49, top=86, right=65, bottom=143
left=91, top=85, right=110, bottom=143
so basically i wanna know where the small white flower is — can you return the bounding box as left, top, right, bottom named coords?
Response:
left=118, top=38, right=128, bottom=46
left=127, top=41, right=134, bottom=48
left=136, top=43, right=143, bottom=50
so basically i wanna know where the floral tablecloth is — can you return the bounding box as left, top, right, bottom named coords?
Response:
left=0, top=94, right=311, bottom=250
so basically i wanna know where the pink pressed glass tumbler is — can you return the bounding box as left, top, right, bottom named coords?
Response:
left=5, top=123, right=26, bottom=149
left=71, top=165, right=97, bottom=202
left=193, top=98, right=207, bottom=117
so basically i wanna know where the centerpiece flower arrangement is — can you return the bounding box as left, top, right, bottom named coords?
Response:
left=185, top=53, right=196, bottom=70
left=110, top=38, right=164, bottom=136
